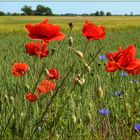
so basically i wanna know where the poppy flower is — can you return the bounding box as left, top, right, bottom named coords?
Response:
left=82, top=20, right=105, bottom=41
left=12, top=63, right=29, bottom=77
left=25, top=42, right=49, bottom=59
left=37, top=80, right=55, bottom=94
left=124, top=59, right=140, bottom=75
left=25, top=92, right=38, bottom=102
left=25, top=19, right=65, bottom=42
left=47, top=68, right=59, bottom=80
left=105, top=45, right=140, bottom=74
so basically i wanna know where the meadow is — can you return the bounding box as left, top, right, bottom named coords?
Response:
left=1, top=16, right=140, bottom=139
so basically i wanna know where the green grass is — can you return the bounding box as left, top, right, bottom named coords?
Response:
left=1, top=16, right=140, bottom=139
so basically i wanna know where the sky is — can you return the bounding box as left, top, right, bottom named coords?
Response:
left=0, top=2, right=140, bottom=15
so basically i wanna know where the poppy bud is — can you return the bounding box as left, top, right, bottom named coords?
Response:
left=72, top=114, right=77, bottom=124
left=51, top=48, right=56, bottom=56
left=97, top=86, right=104, bottom=98
left=74, top=74, right=85, bottom=86
left=74, top=77, right=85, bottom=86
left=68, top=22, right=73, bottom=30
left=20, top=112, right=24, bottom=118
left=84, top=63, right=91, bottom=72
left=68, top=37, right=73, bottom=47
left=78, top=78, right=85, bottom=86
left=25, top=84, right=30, bottom=92
left=9, top=96, right=14, bottom=104
left=4, top=95, right=9, bottom=102
left=44, top=68, right=49, bottom=75
left=76, top=51, right=84, bottom=59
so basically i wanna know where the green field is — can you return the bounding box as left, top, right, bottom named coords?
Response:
left=1, top=16, right=140, bottom=139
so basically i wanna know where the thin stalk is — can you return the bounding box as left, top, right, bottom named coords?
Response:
left=57, top=29, right=72, bottom=54
left=70, top=45, right=104, bottom=93
left=83, top=41, right=90, bottom=55
left=30, top=62, right=76, bottom=137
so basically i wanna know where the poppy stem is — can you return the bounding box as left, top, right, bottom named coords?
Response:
left=30, top=62, right=76, bottom=138
left=57, top=28, right=72, bottom=54
left=70, top=45, right=104, bottom=93
left=83, top=41, right=90, bottom=55
left=33, top=61, right=46, bottom=93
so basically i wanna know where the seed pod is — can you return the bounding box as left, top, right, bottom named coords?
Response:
left=76, top=51, right=84, bottom=59
left=97, top=86, right=104, bottom=98
left=68, top=37, right=73, bottom=47
left=84, top=63, right=91, bottom=72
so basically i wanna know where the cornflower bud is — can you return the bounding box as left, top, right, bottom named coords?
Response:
left=68, top=37, right=73, bottom=47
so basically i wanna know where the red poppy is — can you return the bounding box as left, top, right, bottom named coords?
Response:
left=25, top=19, right=65, bottom=42
left=37, top=80, right=55, bottom=94
left=47, top=68, right=59, bottom=80
left=124, top=59, right=140, bottom=75
left=25, top=92, right=38, bottom=102
left=82, top=20, right=105, bottom=41
left=12, top=63, right=29, bottom=76
left=25, top=42, right=49, bottom=59
left=105, top=61, right=118, bottom=72
left=105, top=45, right=140, bottom=75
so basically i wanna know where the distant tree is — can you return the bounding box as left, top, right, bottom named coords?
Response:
left=130, top=11, right=133, bottom=16
left=0, top=11, right=6, bottom=16
left=21, top=5, right=33, bottom=15
left=12, top=13, right=19, bottom=16
left=35, top=5, right=53, bottom=15
left=106, top=12, right=112, bottom=16
left=81, top=13, right=89, bottom=16
left=7, top=12, right=12, bottom=16
left=95, top=11, right=100, bottom=16
left=90, top=13, right=95, bottom=16
left=124, top=14, right=128, bottom=16
left=100, top=11, right=105, bottom=16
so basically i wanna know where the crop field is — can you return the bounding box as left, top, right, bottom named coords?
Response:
left=1, top=16, right=140, bottom=139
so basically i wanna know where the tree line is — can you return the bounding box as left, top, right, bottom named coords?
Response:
left=0, top=5, right=135, bottom=16
left=0, top=5, right=53, bottom=16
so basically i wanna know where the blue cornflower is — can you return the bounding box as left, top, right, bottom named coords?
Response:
left=134, top=124, right=140, bottom=131
left=112, top=91, right=125, bottom=97
left=119, top=72, right=128, bottom=77
left=99, top=55, right=107, bottom=61
left=99, top=108, right=110, bottom=116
